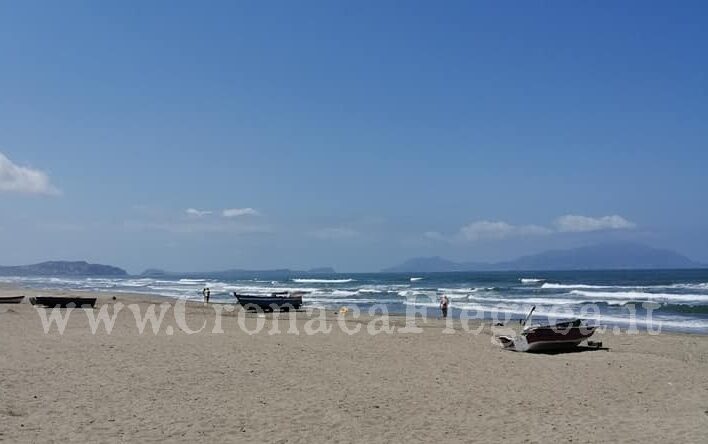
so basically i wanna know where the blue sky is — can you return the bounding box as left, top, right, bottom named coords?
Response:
left=1, top=1, right=706, bottom=273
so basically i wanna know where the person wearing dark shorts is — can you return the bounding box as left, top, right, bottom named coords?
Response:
left=440, top=294, right=449, bottom=319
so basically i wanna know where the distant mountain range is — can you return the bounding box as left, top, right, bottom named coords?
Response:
left=0, top=261, right=335, bottom=279
left=383, top=242, right=705, bottom=272
left=1, top=243, right=702, bottom=278
left=0, top=261, right=128, bottom=276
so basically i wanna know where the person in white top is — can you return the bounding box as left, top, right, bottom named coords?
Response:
left=440, top=294, right=449, bottom=319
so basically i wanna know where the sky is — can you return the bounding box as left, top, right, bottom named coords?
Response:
left=1, top=0, right=707, bottom=273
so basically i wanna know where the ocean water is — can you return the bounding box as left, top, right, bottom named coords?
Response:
left=3, top=269, right=708, bottom=333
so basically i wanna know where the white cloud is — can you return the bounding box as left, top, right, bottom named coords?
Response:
left=555, top=215, right=636, bottom=233
left=311, top=227, right=359, bottom=240
left=459, top=221, right=551, bottom=241
left=0, top=152, right=60, bottom=195
left=186, top=208, right=212, bottom=218
left=222, top=208, right=260, bottom=218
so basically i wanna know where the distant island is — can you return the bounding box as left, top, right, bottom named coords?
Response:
left=0, top=261, right=128, bottom=277
left=383, top=242, right=704, bottom=272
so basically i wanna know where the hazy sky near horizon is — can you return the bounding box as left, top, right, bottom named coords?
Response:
left=1, top=1, right=707, bottom=273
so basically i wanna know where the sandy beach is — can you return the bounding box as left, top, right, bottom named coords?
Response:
left=1, top=285, right=707, bottom=443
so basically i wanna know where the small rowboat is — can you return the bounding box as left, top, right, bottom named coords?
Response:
left=496, top=307, right=596, bottom=352
left=29, top=296, right=97, bottom=308
left=0, top=295, right=25, bottom=304
left=233, top=291, right=304, bottom=311
left=498, top=319, right=596, bottom=352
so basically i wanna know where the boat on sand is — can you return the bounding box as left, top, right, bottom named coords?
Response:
left=496, top=307, right=596, bottom=352
left=0, top=295, right=25, bottom=304
left=233, top=291, right=304, bottom=311
left=29, top=296, right=97, bottom=308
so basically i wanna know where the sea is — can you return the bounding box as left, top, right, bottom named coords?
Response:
left=3, top=269, right=708, bottom=333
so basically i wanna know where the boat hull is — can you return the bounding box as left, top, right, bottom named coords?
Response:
left=234, top=294, right=303, bottom=311
left=29, top=296, right=97, bottom=308
left=496, top=319, right=596, bottom=352
left=525, top=337, right=587, bottom=352
left=0, top=296, right=25, bottom=304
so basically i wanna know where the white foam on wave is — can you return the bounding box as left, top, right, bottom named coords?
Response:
left=542, top=283, right=619, bottom=290
left=466, top=295, right=604, bottom=306
left=329, top=290, right=359, bottom=297
left=402, top=300, right=708, bottom=330
left=292, top=278, right=354, bottom=284
left=398, top=290, right=439, bottom=299
left=581, top=314, right=708, bottom=331
left=106, top=288, right=187, bottom=298
left=437, top=287, right=483, bottom=294
left=569, top=290, right=708, bottom=304
left=357, top=284, right=409, bottom=294
left=229, top=285, right=318, bottom=294
left=119, top=279, right=157, bottom=287
left=147, top=285, right=202, bottom=294
left=410, top=277, right=424, bottom=282
left=520, top=278, right=545, bottom=284
left=399, top=287, right=494, bottom=299
left=403, top=301, right=576, bottom=320
left=246, top=279, right=279, bottom=283
left=303, top=297, right=392, bottom=305
left=543, top=282, right=708, bottom=291
left=669, top=282, right=708, bottom=290
left=408, top=291, right=626, bottom=307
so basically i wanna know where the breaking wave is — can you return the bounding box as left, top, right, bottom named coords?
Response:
left=542, top=283, right=619, bottom=290
left=569, top=290, right=708, bottom=304
left=543, top=282, right=708, bottom=291
left=3, top=271, right=707, bottom=333
left=292, top=278, right=354, bottom=284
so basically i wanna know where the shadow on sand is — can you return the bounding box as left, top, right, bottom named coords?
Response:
left=529, top=345, right=610, bottom=355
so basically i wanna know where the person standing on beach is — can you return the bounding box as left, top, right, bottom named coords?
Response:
left=440, top=294, right=449, bottom=319
left=206, top=287, right=211, bottom=303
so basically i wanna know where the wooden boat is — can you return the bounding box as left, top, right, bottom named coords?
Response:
left=0, top=295, right=25, bottom=304
left=496, top=307, right=596, bottom=352
left=29, top=296, right=97, bottom=308
left=233, top=291, right=304, bottom=311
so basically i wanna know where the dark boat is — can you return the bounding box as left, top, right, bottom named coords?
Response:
left=0, top=295, right=25, bottom=304
left=233, top=291, right=304, bottom=311
left=520, top=319, right=596, bottom=351
left=496, top=307, right=596, bottom=352
left=29, top=296, right=97, bottom=308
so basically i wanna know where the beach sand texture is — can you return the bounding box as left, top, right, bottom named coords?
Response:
left=1, top=287, right=707, bottom=443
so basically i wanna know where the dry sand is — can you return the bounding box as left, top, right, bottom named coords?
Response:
left=1, top=285, right=707, bottom=443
